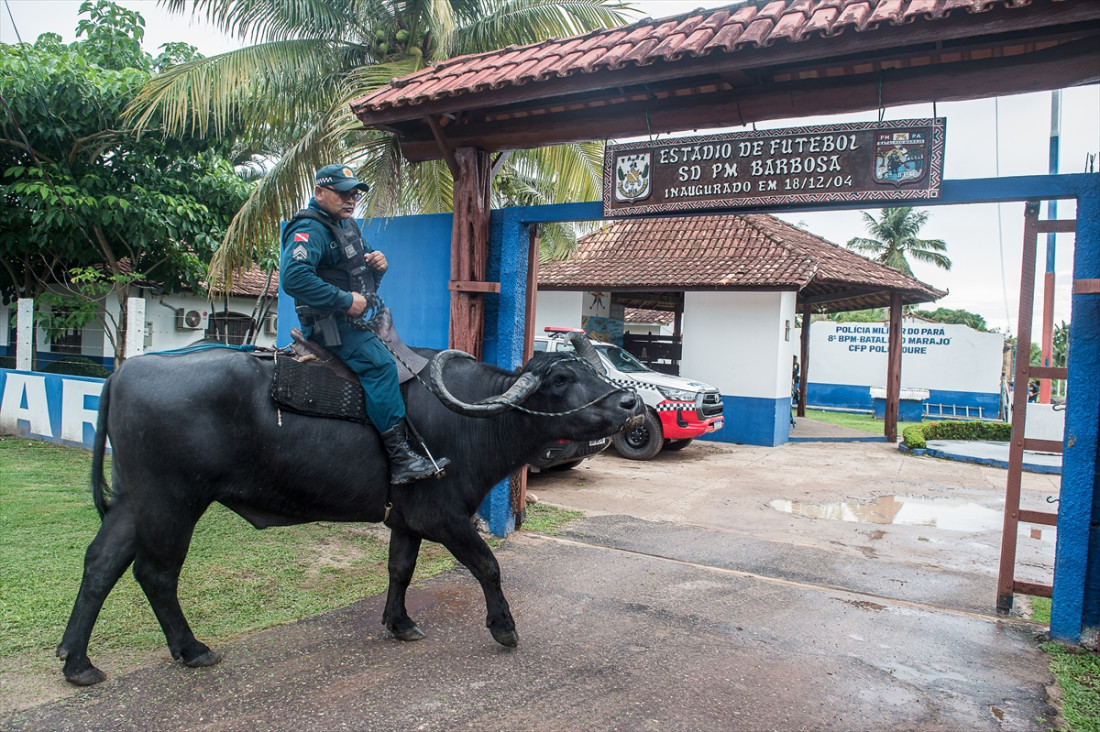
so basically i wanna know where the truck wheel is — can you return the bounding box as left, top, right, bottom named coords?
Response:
left=663, top=438, right=693, bottom=451
left=612, top=409, right=663, bottom=460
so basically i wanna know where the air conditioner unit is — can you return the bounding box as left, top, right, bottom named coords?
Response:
left=263, top=313, right=278, bottom=336
left=175, top=308, right=206, bottom=330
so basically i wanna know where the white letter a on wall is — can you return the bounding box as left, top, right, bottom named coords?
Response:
left=0, top=374, right=53, bottom=437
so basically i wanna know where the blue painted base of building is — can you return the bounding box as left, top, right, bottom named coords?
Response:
left=809, top=382, right=1000, bottom=420
left=701, top=394, right=790, bottom=447
left=872, top=397, right=925, bottom=422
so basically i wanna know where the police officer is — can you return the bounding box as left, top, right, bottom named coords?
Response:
left=280, top=164, right=449, bottom=485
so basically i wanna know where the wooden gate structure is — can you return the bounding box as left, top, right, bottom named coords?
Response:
left=348, top=0, right=1100, bottom=641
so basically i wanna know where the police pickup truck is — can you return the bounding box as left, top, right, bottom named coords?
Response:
left=533, top=327, right=724, bottom=460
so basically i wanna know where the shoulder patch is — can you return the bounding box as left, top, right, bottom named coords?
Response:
left=291, top=244, right=308, bottom=262
left=294, top=232, right=309, bottom=242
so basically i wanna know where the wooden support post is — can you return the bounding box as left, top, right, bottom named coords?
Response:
left=885, top=292, right=903, bottom=442
left=449, top=147, right=492, bottom=358
left=798, top=301, right=811, bottom=418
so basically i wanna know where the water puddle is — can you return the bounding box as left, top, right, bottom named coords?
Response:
left=769, top=495, right=1006, bottom=533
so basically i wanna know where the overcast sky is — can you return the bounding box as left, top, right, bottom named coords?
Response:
left=3, top=0, right=1098, bottom=335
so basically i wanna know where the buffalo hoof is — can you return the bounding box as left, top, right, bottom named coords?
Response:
left=490, top=628, right=519, bottom=648
left=65, top=665, right=107, bottom=687
left=183, top=649, right=222, bottom=668
left=392, top=625, right=426, bottom=642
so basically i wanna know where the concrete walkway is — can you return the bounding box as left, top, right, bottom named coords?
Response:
left=924, top=440, right=1062, bottom=474
left=1, top=438, right=1061, bottom=731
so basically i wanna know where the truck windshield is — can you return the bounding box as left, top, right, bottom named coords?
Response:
left=595, top=344, right=651, bottom=373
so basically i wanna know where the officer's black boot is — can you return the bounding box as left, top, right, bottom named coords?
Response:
left=380, top=421, right=450, bottom=485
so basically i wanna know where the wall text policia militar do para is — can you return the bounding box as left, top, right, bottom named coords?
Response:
left=603, top=119, right=945, bottom=216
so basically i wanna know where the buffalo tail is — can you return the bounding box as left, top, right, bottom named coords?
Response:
left=90, top=375, right=112, bottom=520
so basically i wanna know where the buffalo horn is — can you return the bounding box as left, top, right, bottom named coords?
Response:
left=429, top=350, right=544, bottom=417
left=567, top=332, right=606, bottom=374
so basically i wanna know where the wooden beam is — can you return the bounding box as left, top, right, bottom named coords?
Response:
left=1074, top=278, right=1100, bottom=295
left=426, top=115, right=459, bottom=178
left=448, top=280, right=501, bottom=293
left=449, top=146, right=492, bottom=357
left=885, top=292, right=903, bottom=443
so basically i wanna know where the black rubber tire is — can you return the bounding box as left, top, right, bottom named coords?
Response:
left=612, top=409, right=664, bottom=460
left=662, top=438, right=693, bottom=451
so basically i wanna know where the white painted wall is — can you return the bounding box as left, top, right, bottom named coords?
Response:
left=800, top=318, right=1004, bottom=392
left=1, top=293, right=276, bottom=367
left=625, top=321, right=674, bottom=337
left=534, top=291, right=583, bottom=333
left=682, top=291, right=797, bottom=399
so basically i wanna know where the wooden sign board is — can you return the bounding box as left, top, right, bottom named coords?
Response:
left=603, top=118, right=945, bottom=217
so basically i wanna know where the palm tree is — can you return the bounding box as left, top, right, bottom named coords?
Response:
left=845, top=207, right=951, bottom=276
left=126, top=0, right=631, bottom=278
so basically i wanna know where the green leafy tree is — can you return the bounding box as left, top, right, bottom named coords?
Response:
left=846, top=207, right=951, bottom=276
left=0, top=1, right=253, bottom=365
left=126, top=0, right=631, bottom=277
left=911, top=307, right=989, bottom=332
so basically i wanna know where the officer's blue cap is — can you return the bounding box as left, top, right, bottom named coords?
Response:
left=315, top=164, right=369, bottom=193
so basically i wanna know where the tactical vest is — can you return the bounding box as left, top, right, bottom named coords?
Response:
left=289, top=208, right=377, bottom=295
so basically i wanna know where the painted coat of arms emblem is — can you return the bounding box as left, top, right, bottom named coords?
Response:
left=615, top=153, right=651, bottom=202
left=874, top=130, right=929, bottom=186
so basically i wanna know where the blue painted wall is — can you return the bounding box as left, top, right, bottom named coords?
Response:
left=277, top=213, right=454, bottom=349
left=709, top=395, right=790, bottom=446
left=807, top=382, right=1000, bottom=418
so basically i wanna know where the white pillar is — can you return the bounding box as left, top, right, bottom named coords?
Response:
left=16, top=298, right=33, bottom=371
left=125, top=297, right=145, bottom=359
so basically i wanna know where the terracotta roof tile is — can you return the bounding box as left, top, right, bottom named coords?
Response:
left=740, top=17, right=777, bottom=47
left=703, top=20, right=748, bottom=52
left=868, top=0, right=906, bottom=25
left=804, top=5, right=840, bottom=36
left=538, top=214, right=944, bottom=310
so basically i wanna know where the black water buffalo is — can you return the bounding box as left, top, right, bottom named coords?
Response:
left=57, top=337, right=642, bottom=685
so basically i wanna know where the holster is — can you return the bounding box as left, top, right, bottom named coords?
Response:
left=295, top=305, right=342, bottom=347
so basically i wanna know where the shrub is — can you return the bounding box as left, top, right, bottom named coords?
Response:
left=902, top=424, right=927, bottom=450
left=922, top=420, right=1011, bottom=442
left=40, top=356, right=111, bottom=379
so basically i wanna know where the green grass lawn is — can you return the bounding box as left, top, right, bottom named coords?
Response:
left=797, top=408, right=920, bottom=435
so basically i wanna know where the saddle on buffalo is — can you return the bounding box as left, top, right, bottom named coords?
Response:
left=270, top=308, right=427, bottom=424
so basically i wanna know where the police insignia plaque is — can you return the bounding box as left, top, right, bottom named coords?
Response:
left=614, top=153, right=651, bottom=202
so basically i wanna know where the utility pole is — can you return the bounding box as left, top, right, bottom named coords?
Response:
left=1039, top=90, right=1060, bottom=403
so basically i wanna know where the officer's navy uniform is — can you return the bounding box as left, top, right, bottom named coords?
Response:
left=279, top=198, right=405, bottom=432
